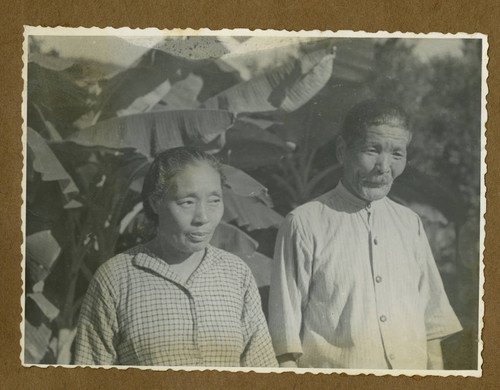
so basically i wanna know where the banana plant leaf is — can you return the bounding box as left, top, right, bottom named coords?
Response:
left=221, top=164, right=275, bottom=207
left=211, top=221, right=258, bottom=258
left=68, top=109, right=236, bottom=157
left=330, top=38, right=375, bottom=82
left=210, top=222, right=272, bottom=287
left=116, top=79, right=172, bottom=117
left=27, top=62, right=89, bottom=136
left=222, top=188, right=283, bottom=231
left=242, top=251, right=273, bottom=288
left=26, top=230, right=61, bottom=284
left=27, top=127, right=80, bottom=207
left=201, top=46, right=335, bottom=113
left=24, top=321, right=52, bottom=364
left=222, top=121, right=290, bottom=170
left=122, top=35, right=231, bottom=60
left=93, top=48, right=199, bottom=121
left=155, top=73, right=204, bottom=110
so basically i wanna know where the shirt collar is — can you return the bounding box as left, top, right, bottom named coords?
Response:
left=132, top=245, right=216, bottom=287
left=335, top=180, right=385, bottom=210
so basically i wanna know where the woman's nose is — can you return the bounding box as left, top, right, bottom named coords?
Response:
left=193, top=203, right=210, bottom=224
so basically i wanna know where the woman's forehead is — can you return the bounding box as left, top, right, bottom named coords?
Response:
left=171, top=162, right=222, bottom=193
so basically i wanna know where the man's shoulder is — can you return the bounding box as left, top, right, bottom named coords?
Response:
left=383, top=197, right=422, bottom=228
left=289, top=189, right=338, bottom=219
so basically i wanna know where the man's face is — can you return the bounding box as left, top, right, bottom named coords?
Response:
left=151, top=162, right=224, bottom=258
left=337, top=124, right=410, bottom=202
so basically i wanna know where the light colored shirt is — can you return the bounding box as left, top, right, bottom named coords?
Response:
left=74, top=245, right=278, bottom=367
left=268, top=182, right=462, bottom=369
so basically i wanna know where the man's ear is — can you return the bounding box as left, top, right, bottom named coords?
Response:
left=336, top=136, right=346, bottom=165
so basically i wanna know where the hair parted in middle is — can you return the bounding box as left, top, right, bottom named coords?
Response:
left=339, top=99, right=412, bottom=147
left=141, top=146, right=225, bottom=223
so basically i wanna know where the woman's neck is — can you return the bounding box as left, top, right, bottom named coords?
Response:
left=145, top=237, right=204, bottom=265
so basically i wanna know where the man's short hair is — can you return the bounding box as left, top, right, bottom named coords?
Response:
left=339, top=99, right=412, bottom=147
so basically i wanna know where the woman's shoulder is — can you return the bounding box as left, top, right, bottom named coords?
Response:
left=93, top=245, right=145, bottom=284
left=208, top=246, right=251, bottom=272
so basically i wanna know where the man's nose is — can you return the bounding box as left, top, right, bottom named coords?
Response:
left=193, top=202, right=210, bottom=224
left=375, top=154, right=391, bottom=173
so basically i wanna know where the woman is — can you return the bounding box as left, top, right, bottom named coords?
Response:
left=74, top=147, right=278, bottom=367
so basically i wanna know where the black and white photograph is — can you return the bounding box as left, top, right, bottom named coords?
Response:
left=22, top=27, right=486, bottom=375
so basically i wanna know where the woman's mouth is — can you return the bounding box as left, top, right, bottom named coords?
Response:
left=187, top=232, right=211, bottom=242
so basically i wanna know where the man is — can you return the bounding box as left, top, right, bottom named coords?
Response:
left=268, top=99, right=462, bottom=369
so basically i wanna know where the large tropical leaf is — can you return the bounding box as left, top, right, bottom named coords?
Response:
left=215, top=36, right=318, bottom=80
left=330, top=38, right=375, bottom=82
left=122, top=35, right=231, bottom=60
left=222, top=121, right=290, bottom=170
left=243, top=251, right=273, bottom=288
left=27, top=62, right=89, bottom=136
left=26, top=230, right=61, bottom=285
left=210, top=222, right=272, bottom=287
left=211, top=221, right=258, bottom=258
left=68, top=109, right=235, bottom=157
left=222, top=188, right=283, bottom=230
left=27, top=128, right=80, bottom=206
left=155, top=74, right=203, bottom=110
left=94, top=49, right=192, bottom=122
left=24, top=321, right=52, bottom=363
left=221, top=164, right=275, bottom=206
left=201, top=45, right=335, bottom=113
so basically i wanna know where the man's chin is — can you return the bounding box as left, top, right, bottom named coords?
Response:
left=360, top=186, right=391, bottom=202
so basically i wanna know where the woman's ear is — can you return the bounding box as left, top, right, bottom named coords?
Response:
left=148, top=195, right=160, bottom=215
left=336, top=136, right=346, bottom=165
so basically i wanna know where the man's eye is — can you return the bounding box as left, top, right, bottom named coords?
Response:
left=178, top=200, right=195, bottom=207
left=209, top=198, right=221, bottom=205
left=393, top=152, right=405, bottom=159
left=364, top=148, right=378, bottom=154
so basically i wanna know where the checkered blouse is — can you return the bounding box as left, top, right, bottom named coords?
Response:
left=74, top=245, right=278, bottom=367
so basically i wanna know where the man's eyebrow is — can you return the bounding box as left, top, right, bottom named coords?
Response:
left=208, top=191, right=222, bottom=197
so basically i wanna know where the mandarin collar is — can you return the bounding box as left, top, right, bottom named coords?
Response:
left=335, top=180, right=385, bottom=211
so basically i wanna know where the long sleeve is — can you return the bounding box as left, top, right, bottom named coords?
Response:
left=240, top=269, right=278, bottom=367
left=268, top=213, right=314, bottom=358
left=73, top=267, right=119, bottom=365
left=415, top=217, right=463, bottom=340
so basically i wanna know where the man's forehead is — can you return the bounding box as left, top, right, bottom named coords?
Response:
left=355, top=124, right=412, bottom=144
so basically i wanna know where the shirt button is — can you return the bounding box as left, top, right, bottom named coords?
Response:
left=380, top=315, right=387, bottom=322
left=389, top=353, right=395, bottom=360
left=373, top=237, right=378, bottom=245
left=367, top=203, right=371, bottom=209
left=375, top=275, right=382, bottom=283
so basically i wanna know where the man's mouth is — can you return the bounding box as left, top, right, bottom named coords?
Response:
left=362, top=180, right=391, bottom=188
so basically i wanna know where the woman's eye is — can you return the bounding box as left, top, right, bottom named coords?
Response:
left=393, top=152, right=405, bottom=159
left=209, top=198, right=221, bottom=205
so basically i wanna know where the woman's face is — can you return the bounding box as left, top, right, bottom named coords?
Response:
left=151, top=162, right=224, bottom=258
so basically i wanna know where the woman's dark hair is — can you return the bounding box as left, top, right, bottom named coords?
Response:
left=339, top=99, right=412, bottom=147
left=142, top=147, right=224, bottom=223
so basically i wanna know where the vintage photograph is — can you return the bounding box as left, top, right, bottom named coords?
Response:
left=22, top=27, right=486, bottom=375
